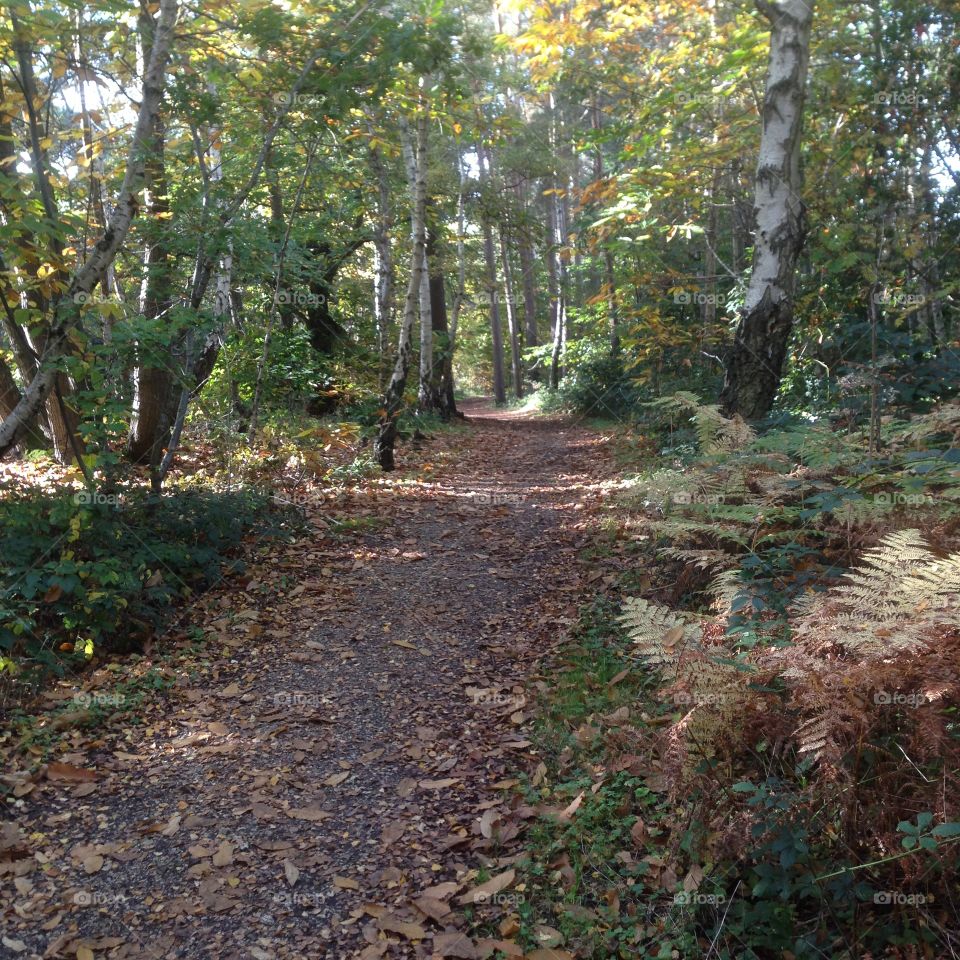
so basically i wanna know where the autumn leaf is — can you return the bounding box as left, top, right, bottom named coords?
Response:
left=457, top=869, right=516, bottom=905
left=46, top=762, right=97, bottom=783
left=211, top=841, right=234, bottom=867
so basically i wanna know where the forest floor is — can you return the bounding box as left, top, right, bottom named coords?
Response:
left=3, top=401, right=623, bottom=960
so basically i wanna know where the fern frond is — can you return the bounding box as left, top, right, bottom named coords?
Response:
left=793, top=530, right=960, bottom=656
left=619, top=597, right=701, bottom=667
left=709, top=569, right=745, bottom=613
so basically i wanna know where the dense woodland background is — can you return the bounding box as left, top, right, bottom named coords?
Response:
left=2, top=0, right=960, bottom=957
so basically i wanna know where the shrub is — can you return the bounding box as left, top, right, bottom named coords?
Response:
left=0, top=484, right=279, bottom=688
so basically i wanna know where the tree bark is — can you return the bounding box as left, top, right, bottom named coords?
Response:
left=448, top=141, right=468, bottom=358
left=375, top=92, right=429, bottom=470
left=499, top=228, right=523, bottom=398
left=516, top=200, right=539, bottom=351
left=9, top=12, right=79, bottom=463
left=478, top=145, right=507, bottom=405
left=400, top=119, right=439, bottom=414
left=127, top=20, right=176, bottom=470
left=369, top=142, right=395, bottom=389
left=719, top=0, right=814, bottom=420
left=427, top=228, right=457, bottom=419
left=544, top=189, right=561, bottom=388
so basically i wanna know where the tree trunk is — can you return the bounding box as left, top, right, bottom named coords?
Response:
left=544, top=189, right=561, bottom=389
left=375, top=91, right=429, bottom=470
left=369, top=143, right=395, bottom=389
left=427, top=229, right=457, bottom=419
left=516, top=206, right=539, bottom=351
left=127, top=39, right=176, bottom=470
left=478, top=145, right=507, bottom=405
left=719, top=0, right=814, bottom=420
left=499, top=228, right=523, bottom=399
left=546, top=182, right=567, bottom=390
left=448, top=142, right=468, bottom=356
left=0, top=0, right=179, bottom=458
left=400, top=119, right=439, bottom=414
left=9, top=13, right=80, bottom=464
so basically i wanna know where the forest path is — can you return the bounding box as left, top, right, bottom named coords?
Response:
left=8, top=404, right=618, bottom=960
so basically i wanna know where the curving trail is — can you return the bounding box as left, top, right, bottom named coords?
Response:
left=4, top=404, right=617, bottom=960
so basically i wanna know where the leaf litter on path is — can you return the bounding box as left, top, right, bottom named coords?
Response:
left=1, top=403, right=617, bottom=959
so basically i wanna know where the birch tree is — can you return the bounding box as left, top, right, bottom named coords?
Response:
left=719, top=0, right=815, bottom=419
left=375, top=88, right=429, bottom=470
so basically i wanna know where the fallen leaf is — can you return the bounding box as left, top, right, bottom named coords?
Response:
left=283, top=859, right=300, bottom=887
left=212, top=841, right=234, bottom=867
left=457, top=869, right=516, bottom=905
left=286, top=807, right=331, bottom=822
left=396, top=778, right=417, bottom=798
left=419, top=777, right=459, bottom=790
left=46, top=762, right=97, bottom=783
left=556, top=791, right=583, bottom=822
left=479, top=808, right=500, bottom=839
left=381, top=821, right=406, bottom=846
left=377, top=915, right=426, bottom=940
left=333, top=876, right=360, bottom=890
left=433, top=931, right=480, bottom=958
left=412, top=895, right=450, bottom=922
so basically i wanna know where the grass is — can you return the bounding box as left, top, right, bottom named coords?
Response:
left=506, top=595, right=685, bottom=959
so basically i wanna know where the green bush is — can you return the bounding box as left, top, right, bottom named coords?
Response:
left=0, top=485, right=281, bottom=683
left=547, top=338, right=641, bottom=419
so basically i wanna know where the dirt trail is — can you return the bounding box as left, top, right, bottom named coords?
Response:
left=4, top=405, right=615, bottom=960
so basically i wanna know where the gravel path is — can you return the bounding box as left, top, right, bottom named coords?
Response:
left=2, top=404, right=615, bottom=960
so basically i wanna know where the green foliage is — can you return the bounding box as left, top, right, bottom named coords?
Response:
left=0, top=485, right=281, bottom=683
left=539, top=338, right=640, bottom=419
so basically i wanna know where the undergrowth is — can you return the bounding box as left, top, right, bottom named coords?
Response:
left=517, top=394, right=960, bottom=959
